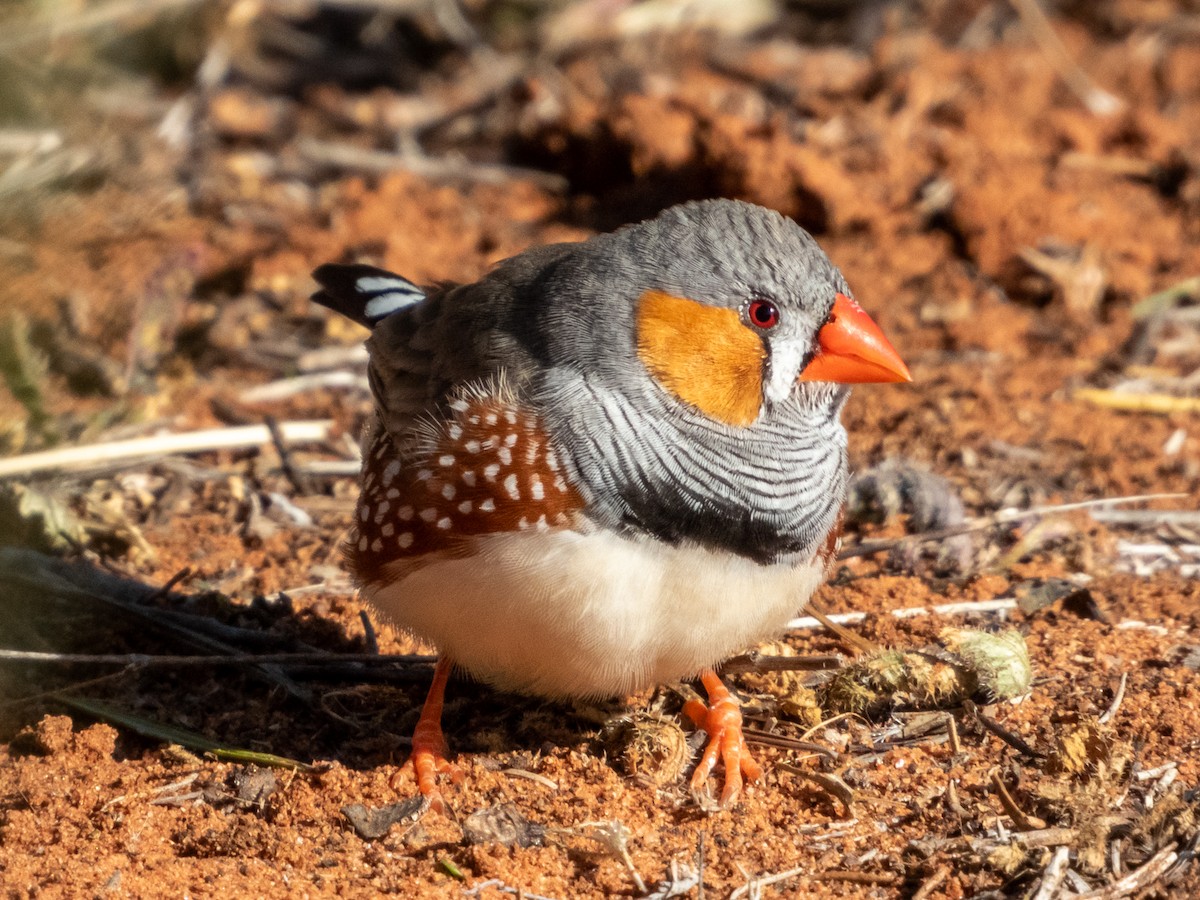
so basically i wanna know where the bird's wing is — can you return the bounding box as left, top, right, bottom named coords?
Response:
left=311, top=244, right=577, bottom=447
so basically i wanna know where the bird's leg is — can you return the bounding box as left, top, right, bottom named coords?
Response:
left=393, top=655, right=463, bottom=813
left=683, top=669, right=762, bottom=807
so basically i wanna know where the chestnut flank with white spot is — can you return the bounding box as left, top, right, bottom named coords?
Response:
left=347, top=390, right=584, bottom=583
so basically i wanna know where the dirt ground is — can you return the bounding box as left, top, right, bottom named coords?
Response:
left=1, top=1, right=1199, bottom=897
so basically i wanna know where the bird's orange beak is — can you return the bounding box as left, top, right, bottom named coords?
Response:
left=798, top=293, right=911, bottom=384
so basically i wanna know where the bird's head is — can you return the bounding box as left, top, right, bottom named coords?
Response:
left=534, top=199, right=910, bottom=429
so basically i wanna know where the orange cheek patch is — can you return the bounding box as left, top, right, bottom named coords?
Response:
left=636, top=290, right=765, bottom=427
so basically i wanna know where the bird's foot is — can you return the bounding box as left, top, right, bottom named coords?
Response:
left=390, top=656, right=463, bottom=814
left=683, top=670, right=762, bottom=808
left=391, top=729, right=463, bottom=815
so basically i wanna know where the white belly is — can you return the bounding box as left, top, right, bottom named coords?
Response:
left=364, top=528, right=825, bottom=698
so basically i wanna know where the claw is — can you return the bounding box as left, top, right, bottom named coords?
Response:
left=684, top=670, right=762, bottom=807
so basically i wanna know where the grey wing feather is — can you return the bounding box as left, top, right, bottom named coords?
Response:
left=312, top=244, right=580, bottom=446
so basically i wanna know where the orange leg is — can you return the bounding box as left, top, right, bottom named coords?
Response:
left=393, top=656, right=463, bottom=813
left=683, top=670, right=763, bottom=807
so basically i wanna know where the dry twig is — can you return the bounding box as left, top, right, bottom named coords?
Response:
left=1099, top=673, right=1128, bottom=725
left=1008, top=0, right=1124, bottom=115
left=296, top=138, right=567, bottom=192
left=1031, top=846, right=1071, bottom=900
left=0, top=649, right=434, bottom=668
left=0, top=420, right=335, bottom=479
left=992, top=773, right=1047, bottom=831
left=0, top=0, right=206, bottom=54
left=1076, top=844, right=1179, bottom=899
left=840, top=493, right=1186, bottom=560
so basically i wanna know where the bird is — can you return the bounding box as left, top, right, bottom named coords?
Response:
left=311, top=199, right=910, bottom=811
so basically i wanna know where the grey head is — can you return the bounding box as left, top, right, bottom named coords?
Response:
left=505, top=199, right=856, bottom=564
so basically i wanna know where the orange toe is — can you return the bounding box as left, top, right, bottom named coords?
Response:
left=393, top=656, right=462, bottom=814
left=684, top=670, right=762, bottom=807
left=402, top=739, right=463, bottom=814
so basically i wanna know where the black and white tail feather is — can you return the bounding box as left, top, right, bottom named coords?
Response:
left=311, top=263, right=426, bottom=329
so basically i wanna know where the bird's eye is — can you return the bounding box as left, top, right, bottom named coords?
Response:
left=747, top=298, right=780, bottom=330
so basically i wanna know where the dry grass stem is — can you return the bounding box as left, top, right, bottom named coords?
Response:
left=1074, top=388, right=1200, bottom=415
left=785, top=598, right=1018, bottom=632
left=502, top=768, right=559, bottom=791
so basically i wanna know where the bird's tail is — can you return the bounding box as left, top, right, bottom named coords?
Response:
left=311, top=263, right=426, bottom=329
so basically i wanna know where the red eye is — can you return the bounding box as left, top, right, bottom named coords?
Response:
left=747, top=298, right=780, bottom=330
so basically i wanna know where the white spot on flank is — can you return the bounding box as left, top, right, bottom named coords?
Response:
left=458, top=500, right=473, bottom=514
left=358, top=536, right=368, bottom=551
left=371, top=538, right=383, bottom=553
left=398, top=505, right=414, bottom=520
left=449, top=399, right=469, bottom=412
left=382, top=523, right=394, bottom=536
left=503, top=473, right=519, bottom=499
left=461, top=470, right=477, bottom=487
left=525, top=440, right=540, bottom=465
left=374, top=500, right=390, bottom=523
left=441, top=483, right=456, bottom=500
left=484, top=464, right=500, bottom=481
left=398, top=532, right=413, bottom=549
left=518, top=517, right=529, bottom=529
left=536, top=514, right=548, bottom=531
left=485, top=412, right=498, bottom=426
left=437, top=517, right=452, bottom=530
left=447, top=424, right=463, bottom=440
left=497, top=447, right=512, bottom=466
left=439, top=454, right=455, bottom=468
left=504, top=434, right=518, bottom=448
left=465, top=440, right=481, bottom=454
left=420, top=508, right=438, bottom=522
left=386, top=488, right=400, bottom=499
left=530, top=474, right=545, bottom=501
left=554, top=476, right=568, bottom=492
left=468, top=415, right=480, bottom=425
left=360, top=507, right=369, bottom=522
left=546, top=452, right=559, bottom=472
left=505, top=410, right=517, bottom=425
left=416, top=469, right=432, bottom=481
left=479, top=498, right=496, bottom=512
left=382, top=461, right=400, bottom=486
